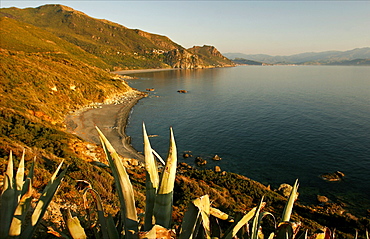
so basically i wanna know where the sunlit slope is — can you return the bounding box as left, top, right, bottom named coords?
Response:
left=0, top=16, right=132, bottom=122
left=0, top=16, right=110, bottom=69
left=0, top=4, right=182, bottom=69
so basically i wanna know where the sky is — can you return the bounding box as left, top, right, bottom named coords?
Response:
left=1, top=0, right=369, bottom=56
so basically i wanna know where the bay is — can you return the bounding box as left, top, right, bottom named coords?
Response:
left=124, top=66, right=370, bottom=216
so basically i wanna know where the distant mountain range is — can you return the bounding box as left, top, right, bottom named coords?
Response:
left=224, top=47, right=370, bottom=65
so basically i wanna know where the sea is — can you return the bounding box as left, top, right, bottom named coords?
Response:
left=123, top=65, right=370, bottom=216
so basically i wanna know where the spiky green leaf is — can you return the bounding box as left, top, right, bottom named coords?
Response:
left=143, top=122, right=159, bottom=230
left=96, top=126, right=138, bottom=238
left=281, top=179, right=299, bottom=222
left=154, top=127, right=177, bottom=229
left=8, top=178, right=33, bottom=237
left=22, top=162, right=68, bottom=239
left=64, top=209, right=87, bottom=239
left=224, top=206, right=259, bottom=239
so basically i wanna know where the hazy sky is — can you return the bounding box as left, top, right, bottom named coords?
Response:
left=1, top=1, right=369, bottom=55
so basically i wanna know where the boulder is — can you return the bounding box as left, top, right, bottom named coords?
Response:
left=321, top=171, right=345, bottom=181
left=195, top=157, right=207, bottom=166
left=177, top=90, right=188, bottom=93
left=277, top=183, right=293, bottom=198
left=212, top=155, right=222, bottom=161
left=183, top=152, right=193, bottom=158
left=317, top=195, right=329, bottom=204
left=214, top=166, right=222, bottom=173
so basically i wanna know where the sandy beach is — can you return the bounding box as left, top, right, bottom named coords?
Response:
left=65, top=90, right=146, bottom=161
left=113, top=68, right=180, bottom=75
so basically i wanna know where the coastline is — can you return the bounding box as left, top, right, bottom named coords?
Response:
left=113, top=68, right=180, bottom=75
left=65, top=90, right=146, bottom=161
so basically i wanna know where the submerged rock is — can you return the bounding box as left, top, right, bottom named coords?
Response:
left=321, top=171, right=345, bottom=181
left=195, top=157, right=207, bottom=166
left=183, top=152, right=193, bottom=158
left=212, top=155, right=222, bottom=161
left=317, top=195, right=329, bottom=204
left=177, top=90, right=188, bottom=93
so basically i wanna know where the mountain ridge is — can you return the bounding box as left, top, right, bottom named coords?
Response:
left=224, top=47, right=370, bottom=65
left=0, top=4, right=234, bottom=70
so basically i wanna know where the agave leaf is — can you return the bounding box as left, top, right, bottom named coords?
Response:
left=251, top=197, right=265, bottom=239
left=15, top=150, right=25, bottom=192
left=0, top=174, right=16, bottom=239
left=0, top=152, right=16, bottom=238
left=153, top=127, right=177, bottom=229
left=143, top=123, right=159, bottom=230
left=179, top=201, right=202, bottom=239
left=106, top=214, right=120, bottom=239
left=210, top=207, right=231, bottom=221
left=83, top=188, right=111, bottom=239
left=96, top=126, right=138, bottom=238
left=157, top=127, right=177, bottom=195
left=193, top=195, right=211, bottom=239
left=21, top=157, right=35, bottom=197
left=2, top=151, right=14, bottom=193
left=152, top=149, right=166, bottom=165
left=276, top=221, right=302, bottom=239
left=223, top=206, right=259, bottom=239
left=281, top=179, right=299, bottom=222
left=64, top=208, right=87, bottom=239
left=22, top=164, right=68, bottom=239
left=8, top=178, right=33, bottom=237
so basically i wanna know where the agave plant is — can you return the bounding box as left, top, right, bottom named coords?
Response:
left=64, top=125, right=179, bottom=238
left=65, top=125, right=306, bottom=239
left=0, top=150, right=67, bottom=239
left=178, top=180, right=300, bottom=239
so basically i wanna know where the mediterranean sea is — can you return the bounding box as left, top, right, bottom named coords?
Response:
left=124, top=66, right=370, bottom=216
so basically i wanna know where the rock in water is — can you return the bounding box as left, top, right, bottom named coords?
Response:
left=317, top=195, right=329, bottom=204
left=195, top=157, right=207, bottom=166
left=321, top=171, right=345, bottom=181
left=212, top=155, right=222, bottom=161
left=214, top=166, right=222, bottom=173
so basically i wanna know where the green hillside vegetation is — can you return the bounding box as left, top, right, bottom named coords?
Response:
left=188, top=45, right=236, bottom=67
left=0, top=16, right=110, bottom=69
left=231, top=58, right=264, bottom=65
left=323, top=59, right=370, bottom=66
left=0, top=4, right=234, bottom=70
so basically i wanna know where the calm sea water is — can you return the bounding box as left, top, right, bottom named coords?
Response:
left=124, top=66, right=370, bottom=215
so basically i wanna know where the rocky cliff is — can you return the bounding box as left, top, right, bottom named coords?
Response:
left=164, top=48, right=202, bottom=69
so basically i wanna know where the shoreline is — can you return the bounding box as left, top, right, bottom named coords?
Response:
left=113, top=68, right=180, bottom=75
left=65, top=90, right=146, bottom=161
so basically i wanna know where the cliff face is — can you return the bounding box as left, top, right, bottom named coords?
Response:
left=188, top=45, right=235, bottom=68
left=164, top=49, right=202, bottom=69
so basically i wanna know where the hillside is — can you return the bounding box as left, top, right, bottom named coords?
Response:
left=224, top=48, right=370, bottom=65
left=0, top=4, right=234, bottom=70
left=231, top=58, right=264, bottom=65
